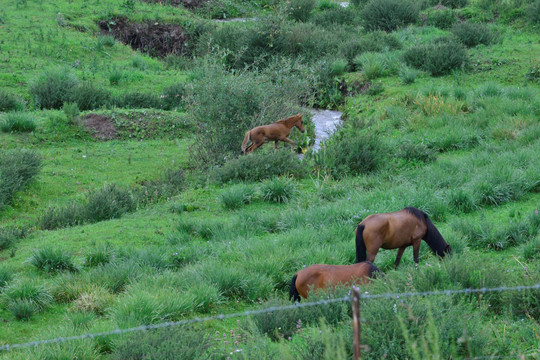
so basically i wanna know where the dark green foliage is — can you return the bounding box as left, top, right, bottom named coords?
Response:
left=394, top=141, right=437, bottom=164
left=84, top=244, right=113, bottom=267
left=0, top=112, right=36, bottom=133
left=161, top=83, right=185, bottom=110
left=9, top=299, right=39, bottom=321
left=30, top=247, right=78, bottom=273
left=425, top=8, right=457, bottom=29
left=113, top=326, right=214, bottom=360
left=448, top=189, right=477, bottom=213
left=361, top=0, right=419, bottom=32
left=528, top=0, right=540, bottom=24
left=338, top=31, right=402, bottom=70
left=62, top=102, right=80, bottom=125
left=0, top=226, right=26, bottom=252
left=214, top=150, right=308, bottom=183
left=0, top=149, right=41, bottom=209
left=39, top=202, right=84, bottom=230
left=310, top=6, right=359, bottom=28
left=403, top=38, right=467, bottom=76
left=440, top=0, right=467, bottom=8
left=69, top=82, right=110, bottom=110
left=29, top=67, right=79, bottom=109
left=220, top=184, right=255, bottom=210
left=312, top=132, right=384, bottom=178
left=0, top=266, right=13, bottom=291
left=113, top=91, right=163, bottom=109
left=451, top=21, right=497, bottom=48
left=4, top=279, right=52, bottom=312
left=286, top=0, right=317, bottom=22
left=84, top=184, right=136, bottom=223
left=261, top=177, right=298, bottom=203
left=525, top=61, right=540, bottom=83
left=251, top=288, right=350, bottom=341
left=0, top=90, right=25, bottom=112
left=136, top=167, right=186, bottom=205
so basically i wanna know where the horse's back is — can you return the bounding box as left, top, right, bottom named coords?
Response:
left=361, top=210, right=426, bottom=248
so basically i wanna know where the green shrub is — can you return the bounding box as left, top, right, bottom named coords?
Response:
left=29, top=66, right=79, bottom=109
left=354, top=52, right=401, bottom=80
left=0, top=266, right=13, bottom=291
left=310, top=6, right=359, bottom=28
left=451, top=21, right=497, bottom=48
left=161, top=83, right=185, bottom=110
left=114, top=91, right=162, bottom=109
left=86, top=261, right=141, bottom=294
left=214, top=150, right=308, bottom=183
left=29, top=247, right=78, bottom=273
left=0, top=112, right=36, bottom=133
left=0, top=149, right=41, bottom=209
left=69, top=82, right=110, bottom=110
left=525, top=61, right=540, bottom=83
left=84, top=184, right=136, bottom=223
left=425, top=8, right=457, bottom=29
left=522, top=237, right=539, bottom=260
left=136, top=167, right=186, bottom=205
left=399, top=66, right=419, bottom=84
left=0, top=226, right=26, bottom=252
left=109, top=68, right=123, bottom=85
left=39, top=201, right=84, bottom=230
left=448, top=188, right=477, bottom=213
left=0, top=90, right=25, bottom=112
left=3, top=279, right=52, bottom=310
left=404, top=38, right=467, bottom=76
left=84, top=243, right=113, bottom=267
left=394, top=141, right=437, bottom=164
left=361, top=0, right=419, bottom=32
left=220, top=184, right=255, bottom=210
left=286, top=0, right=317, bottom=22
left=312, top=132, right=384, bottom=178
left=8, top=299, right=39, bottom=321
left=440, top=0, right=467, bottom=8
left=261, top=177, right=298, bottom=203
left=528, top=0, right=540, bottom=24
left=62, top=102, right=80, bottom=125
left=113, top=326, right=214, bottom=360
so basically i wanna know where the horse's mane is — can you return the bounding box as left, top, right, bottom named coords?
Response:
left=403, top=207, right=426, bottom=221
left=276, top=114, right=301, bottom=124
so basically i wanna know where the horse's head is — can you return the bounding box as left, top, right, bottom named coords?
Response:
left=293, top=114, right=306, bottom=133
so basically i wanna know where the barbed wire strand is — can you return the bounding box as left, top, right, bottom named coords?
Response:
left=0, top=283, right=538, bottom=352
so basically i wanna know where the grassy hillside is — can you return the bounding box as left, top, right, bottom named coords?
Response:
left=0, top=0, right=539, bottom=358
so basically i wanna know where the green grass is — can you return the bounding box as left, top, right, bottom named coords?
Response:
left=1, top=0, right=539, bottom=358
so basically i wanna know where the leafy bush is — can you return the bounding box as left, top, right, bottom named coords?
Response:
left=113, top=91, right=163, bottom=109
left=220, top=184, right=256, bottom=210
left=62, top=102, right=80, bottom=125
left=8, top=299, right=39, bottom=321
left=84, top=184, right=136, bottom=223
left=0, top=90, right=25, bottom=112
left=161, top=83, right=185, bottom=110
left=399, top=66, right=419, bottom=84
left=394, top=141, right=437, bottom=164
left=0, top=266, right=13, bottom=291
left=84, top=243, right=113, bottom=267
left=0, top=226, right=27, bottom=252
left=113, top=326, right=214, bottom=360
left=451, top=21, right=497, bottom=48
left=214, top=150, right=308, bottom=183
left=0, top=112, right=36, bottom=133
left=29, top=247, right=78, bottom=273
left=39, top=201, right=84, bottom=230
left=361, top=0, right=419, bottom=32
left=29, top=67, right=79, bottom=109
left=440, top=0, right=467, bottom=8
left=0, top=149, right=41, bottom=209
left=403, top=38, right=467, bottom=76
left=528, top=0, right=540, bottom=24
left=354, top=52, right=401, bottom=80
left=526, top=62, right=540, bottom=83
left=3, top=279, right=52, bottom=312
left=286, top=0, right=317, bottom=22
left=261, top=177, right=298, bottom=203
left=425, top=8, right=457, bottom=29
left=69, top=82, right=110, bottom=110
left=310, top=6, right=359, bottom=28
left=312, top=132, right=384, bottom=178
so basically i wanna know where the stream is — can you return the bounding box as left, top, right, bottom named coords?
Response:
left=310, top=109, right=343, bottom=152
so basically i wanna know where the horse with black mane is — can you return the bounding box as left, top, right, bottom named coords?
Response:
left=355, top=207, right=451, bottom=268
left=241, top=114, right=305, bottom=154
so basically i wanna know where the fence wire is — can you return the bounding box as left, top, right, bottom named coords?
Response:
left=1, top=283, right=538, bottom=352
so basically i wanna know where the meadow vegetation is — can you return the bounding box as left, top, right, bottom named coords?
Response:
left=0, top=0, right=539, bottom=358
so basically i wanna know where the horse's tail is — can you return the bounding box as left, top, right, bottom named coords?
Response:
left=289, top=274, right=301, bottom=302
left=241, top=131, right=251, bottom=154
left=366, top=261, right=382, bottom=279
left=422, top=214, right=450, bottom=258
left=355, top=224, right=367, bottom=263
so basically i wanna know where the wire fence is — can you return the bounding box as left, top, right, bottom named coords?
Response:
left=1, top=283, right=538, bottom=356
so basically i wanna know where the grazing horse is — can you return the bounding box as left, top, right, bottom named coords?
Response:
left=241, top=114, right=305, bottom=154
left=289, top=261, right=380, bottom=302
left=355, top=207, right=452, bottom=268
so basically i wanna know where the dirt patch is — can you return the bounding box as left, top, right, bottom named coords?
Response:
left=98, top=17, right=189, bottom=57
left=139, top=0, right=206, bottom=8
left=84, top=114, right=118, bottom=140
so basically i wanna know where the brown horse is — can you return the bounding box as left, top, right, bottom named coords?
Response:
left=355, top=207, right=452, bottom=268
left=241, top=114, right=305, bottom=154
left=289, top=261, right=380, bottom=301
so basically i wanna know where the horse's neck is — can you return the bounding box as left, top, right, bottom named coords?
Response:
left=277, top=118, right=295, bottom=129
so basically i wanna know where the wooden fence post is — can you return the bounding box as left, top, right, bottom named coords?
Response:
left=352, top=286, right=361, bottom=360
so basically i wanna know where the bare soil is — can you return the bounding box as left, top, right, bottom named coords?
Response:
left=98, top=17, right=189, bottom=57
left=83, top=114, right=118, bottom=140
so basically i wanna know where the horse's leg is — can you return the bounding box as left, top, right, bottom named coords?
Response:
left=366, top=248, right=379, bottom=263
left=247, top=139, right=264, bottom=153
left=274, top=140, right=279, bottom=150
left=412, top=238, right=421, bottom=266
left=281, top=137, right=295, bottom=151
left=394, top=246, right=407, bottom=268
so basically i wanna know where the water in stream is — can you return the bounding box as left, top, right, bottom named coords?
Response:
left=310, top=109, right=343, bottom=152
